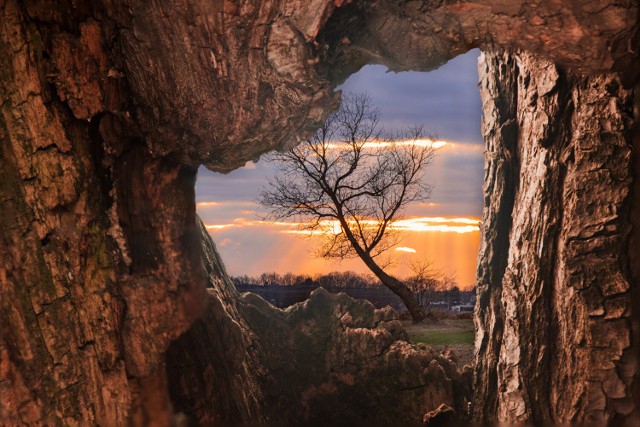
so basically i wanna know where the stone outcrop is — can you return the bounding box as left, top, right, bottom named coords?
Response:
left=423, top=404, right=459, bottom=427
left=166, top=218, right=472, bottom=425
left=0, top=0, right=637, bottom=425
left=243, top=289, right=472, bottom=425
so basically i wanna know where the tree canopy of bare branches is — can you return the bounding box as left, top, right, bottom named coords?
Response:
left=259, top=93, right=437, bottom=322
left=406, top=259, right=458, bottom=318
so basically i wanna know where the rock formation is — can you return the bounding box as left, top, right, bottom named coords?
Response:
left=166, top=218, right=472, bottom=425
left=0, top=0, right=637, bottom=425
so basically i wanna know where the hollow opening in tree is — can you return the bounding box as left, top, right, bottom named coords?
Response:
left=2, top=1, right=637, bottom=425
left=195, top=49, right=483, bottom=333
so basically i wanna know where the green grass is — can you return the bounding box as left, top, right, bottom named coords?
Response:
left=410, top=330, right=475, bottom=345
left=454, top=318, right=475, bottom=329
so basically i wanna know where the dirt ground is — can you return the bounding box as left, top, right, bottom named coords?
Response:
left=403, top=319, right=475, bottom=367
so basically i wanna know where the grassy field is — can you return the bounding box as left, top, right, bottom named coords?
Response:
left=410, top=330, right=475, bottom=345
left=403, top=318, right=475, bottom=366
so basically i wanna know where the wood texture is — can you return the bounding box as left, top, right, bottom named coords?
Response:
left=475, top=50, right=638, bottom=425
left=0, top=0, right=637, bottom=424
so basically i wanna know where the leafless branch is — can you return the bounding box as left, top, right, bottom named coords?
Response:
left=257, top=92, right=438, bottom=322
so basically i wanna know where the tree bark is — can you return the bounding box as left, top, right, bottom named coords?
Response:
left=474, top=50, right=639, bottom=426
left=334, top=204, right=426, bottom=322
left=0, top=0, right=341, bottom=422
left=0, top=0, right=637, bottom=425
left=0, top=2, right=205, bottom=423
left=358, top=252, right=426, bottom=322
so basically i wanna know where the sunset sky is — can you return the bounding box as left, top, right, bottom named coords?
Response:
left=196, top=50, right=484, bottom=289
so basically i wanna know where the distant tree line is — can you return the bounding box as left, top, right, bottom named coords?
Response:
left=231, top=271, right=475, bottom=313
left=232, top=271, right=378, bottom=289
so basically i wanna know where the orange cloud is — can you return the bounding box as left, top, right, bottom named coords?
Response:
left=196, top=201, right=223, bottom=208
left=324, top=138, right=449, bottom=151
left=204, top=216, right=480, bottom=235
left=219, top=238, right=233, bottom=247
left=391, top=217, right=480, bottom=234
left=205, top=224, right=233, bottom=230
left=197, top=201, right=258, bottom=209
left=321, top=138, right=484, bottom=155
left=395, top=247, right=417, bottom=253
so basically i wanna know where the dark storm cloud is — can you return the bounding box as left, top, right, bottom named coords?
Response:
left=338, top=49, right=482, bottom=145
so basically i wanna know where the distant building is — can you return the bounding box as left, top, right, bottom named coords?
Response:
left=451, top=304, right=474, bottom=313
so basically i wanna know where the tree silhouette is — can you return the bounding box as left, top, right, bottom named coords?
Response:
left=259, top=93, right=436, bottom=322
left=406, top=259, right=458, bottom=318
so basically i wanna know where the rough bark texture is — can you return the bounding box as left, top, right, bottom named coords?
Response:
left=165, top=218, right=265, bottom=425
left=475, top=50, right=638, bottom=425
left=0, top=0, right=638, bottom=425
left=316, top=0, right=638, bottom=85
left=0, top=3, right=205, bottom=424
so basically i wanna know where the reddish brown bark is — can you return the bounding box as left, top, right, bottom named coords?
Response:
left=474, top=50, right=638, bottom=425
left=0, top=0, right=637, bottom=425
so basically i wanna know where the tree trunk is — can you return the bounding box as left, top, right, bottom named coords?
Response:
left=333, top=205, right=425, bottom=321
left=357, top=251, right=426, bottom=322
left=474, top=49, right=639, bottom=425
left=0, top=0, right=637, bottom=425
left=0, top=2, right=207, bottom=423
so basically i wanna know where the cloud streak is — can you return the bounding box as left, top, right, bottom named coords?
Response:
left=395, top=247, right=417, bottom=253
left=204, top=216, right=480, bottom=235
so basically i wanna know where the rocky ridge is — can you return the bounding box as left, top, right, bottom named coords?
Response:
left=166, top=217, right=472, bottom=425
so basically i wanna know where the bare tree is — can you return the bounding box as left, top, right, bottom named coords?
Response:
left=406, top=259, right=458, bottom=318
left=258, top=93, right=436, bottom=322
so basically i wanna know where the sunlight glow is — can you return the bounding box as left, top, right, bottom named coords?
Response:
left=392, top=217, right=480, bottom=234
left=325, top=138, right=449, bottom=151
left=395, top=247, right=417, bottom=253
left=205, top=224, right=233, bottom=230
left=204, top=216, right=480, bottom=235
left=197, top=201, right=257, bottom=209
left=202, top=222, right=481, bottom=288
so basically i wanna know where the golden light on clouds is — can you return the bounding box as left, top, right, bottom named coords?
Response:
left=395, top=247, right=417, bottom=253
left=325, top=138, right=448, bottom=150
left=205, top=224, right=233, bottom=230
left=392, top=217, right=480, bottom=234
left=195, top=136, right=484, bottom=289
left=197, top=201, right=255, bottom=209
left=203, top=216, right=480, bottom=236
left=203, top=224, right=481, bottom=288
left=197, top=201, right=222, bottom=208
left=322, top=138, right=480, bottom=152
